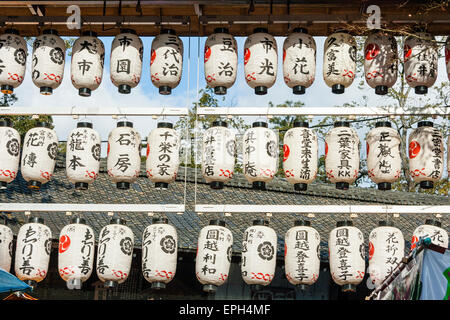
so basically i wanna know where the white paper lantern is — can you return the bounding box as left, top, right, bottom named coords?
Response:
left=15, top=217, right=52, bottom=287
left=107, top=121, right=141, bottom=190
left=70, top=31, right=105, bottom=97
left=243, top=121, right=278, bottom=190
left=202, top=120, right=236, bottom=189
left=150, top=29, right=183, bottom=95
left=325, top=122, right=360, bottom=190
left=0, top=118, right=20, bottom=189
left=204, top=28, right=238, bottom=95
left=58, top=217, right=95, bottom=289
left=196, top=219, right=233, bottom=293
left=368, top=221, right=404, bottom=287
left=366, top=121, right=402, bottom=190
left=0, top=221, right=13, bottom=272
left=31, top=29, right=66, bottom=95
left=110, top=29, right=143, bottom=94
left=329, top=220, right=365, bottom=292
left=364, top=30, right=398, bottom=95
left=21, top=122, right=58, bottom=190
left=283, top=121, right=318, bottom=191
left=446, top=36, right=450, bottom=81
left=284, top=220, right=320, bottom=288
left=408, top=121, right=444, bottom=189
left=244, top=28, right=278, bottom=95
left=410, top=219, right=448, bottom=251
left=66, top=122, right=101, bottom=190
left=142, top=218, right=178, bottom=289
left=96, top=218, right=134, bottom=288
left=146, top=122, right=179, bottom=189
left=283, top=28, right=316, bottom=94
left=241, top=219, right=277, bottom=288
left=404, top=31, right=438, bottom=95
left=323, top=30, right=356, bottom=94
left=0, top=29, right=27, bottom=94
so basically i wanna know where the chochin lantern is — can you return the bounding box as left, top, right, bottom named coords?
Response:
left=66, top=122, right=101, bottom=190
left=284, top=220, right=320, bottom=289
left=408, top=121, right=443, bottom=189
left=71, top=31, right=105, bottom=97
left=329, top=220, right=365, bottom=292
left=21, top=122, right=58, bottom=190
left=150, top=29, right=183, bottom=95
left=196, top=219, right=233, bottom=293
left=323, top=30, right=356, bottom=94
left=202, top=120, right=236, bottom=189
left=110, top=29, right=143, bottom=94
left=96, top=218, right=134, bottom=288
left=283, top=28, right=316, bottom=94
left=204, top=28, right=237, bottom=95
left=243, top=122, right=278, bottom=190
left=446, top=36, right=450, bottom=81
left=364, top=30, right=398, bottom=95
left=244, top=28, right=278, bottom=95
left=142, top=218, right=178, bottom=289
left=410, top=219, right=448, bottom=251
left=32, top=29, right=66, bottom=95
left=0, top=29, right=27, bottom=94
left=146, top=122, right=179, bottom=189
left=0, top=219, right=13, bottom=272
left=107, top=121, right=141, bottom=190
left=58, top=217, right=95, bottom=289
left=325, top=122, right=360, bottom=190
left=366, top=121, right=402, bottom=190
left=241, top=219, right=277, bottom=290
left=0, top=118, right=21, bottom=189
left=404, top=31, right=438, bottom=95
left=15, top=217, right=52, bottom=287
left=368, top=221, right=404, bottom=288
left=283, top=121, right=318, bottom=191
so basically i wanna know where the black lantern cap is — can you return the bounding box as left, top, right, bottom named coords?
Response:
left=82, top=30, right=98, bottom=37
left=214, top=86, right=227, bottom=95
left=253, top=27, right=268, bottom=34
left=209, top=219, right=226, bottom=227
left=27, top=180, right=42, bottom=189
left=336, top=220, right=353, bottom=227
left=43, top=29, right=59, bottom=35
left=5, top=29, right=20, bottom=35
left=378, top=182, right=392, bottom=190
left=110, top=217, right=127, bottom=225
left=293, top=85, right=306, bottom=95
left=118, top=84, right=131, bottom=94
left=212, top=120, right=228, bottom=128
left=375, top=121, right=391, bottom=128
left=252, top=181, right=266, bottom=190
left=120, top=28, right=137, bottom=35
left=210, top=181, right=224, bottom=189
left=0, top=118, right=13, bottom=127
left=0, top=181, right=7, bottom=189
left=375, top=85, right=388, bottom=95
left=75, top=182, right=89, bottom=190
left=71, top=217, right=86, bottom=224
left=255, top=86, right=267, bottom=95
left=334, top=121, right=350, bottom=128
left=77, top=121, right=93, bottom=129
left=418, top=121, right=433, bottom=128
left=336, top=182, right=350, bottom=190
left=415, top=85, right=428, bottom=95
left=159, top=86, right=172, bottom=95
left=253, top=219, right=269, bottom=226
left=294, top=220, right=311, bottom=226
left=425, top=219, right=441, bottom=228
left=378, top=220, right=395, bottom=227
left=252, top=121, right=268, bottom=128
left=293, top=121, right=309, bottom=128
left=157, top=122, right=173, bottom=129
left=160, top=29, right=176, bottom=35
left=1, top=85, right=14, bottom=94
left=28, top=216, right=44, bottom=224
left=214, top=27, right=229, bottom=34
left=152, top=217, right=168, bottom=224
left=78, top=88, right=91, bottom=97
left=40, top=86, right=53, bottom=95
left=116, top=181, right=130, bottom=189
left=117, top=121, right=133, bottom=128
left=293, top=27, right=308, bottom=34
left=155, top=182, right=169, bottom=189
left=294, top=183, right=308, bottom=191
left=35, top=121, right=52, bottom=128
left=332, top=84, right=345, bottom=94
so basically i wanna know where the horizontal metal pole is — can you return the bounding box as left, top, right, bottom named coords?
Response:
left=195, top=204, right=450, bottom=214
left=196, top=107, right=448, bottom=117
left=0, top=203, right=185, bottom=213
left=0, top=106, right=188, bottom=117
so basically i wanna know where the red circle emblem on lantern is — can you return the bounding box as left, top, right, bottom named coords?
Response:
left=445, top=48, right=450, bottom=65
left=409, top=140, right=420, bottom=159
left=283, top=144, right=290, bottom=162
left=204, top=46, right=211, bottom=63
left=107, top=142, right=110, bottom=156
left=244, top=48, right=251, bottom=65
left=284, top=243, right=287, bottom=257
left=404, top=45, right=412, bottom=60
left=150, top=49, right=156, bottom=66
left=411, top=235, right=418, bottom=250
left=146, top=144, right=150, bottom=158
left=59, top=235, right=71, bottom=254
left=325, top=142, right=328, bottom=157
left=366, top=142, right=370, bottom=157
left=283, top=49, right=286, bottom=63
left=365, top=43, right=380, bottom=60
left=368, top=241, right=374, bottom=260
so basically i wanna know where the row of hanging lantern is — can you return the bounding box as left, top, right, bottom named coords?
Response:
left=202, top=120, right=447, bottom=192
left=1, top=216, right=447, bottom=292
left=0, top=119, right=180, bottom=191
left=1, top=28, right=449, bottom=97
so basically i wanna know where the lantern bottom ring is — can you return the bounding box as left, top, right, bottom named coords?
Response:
left=203, top=284, right=218, bottom=293
left=419, top=181, right=434, bottom=189
left=118, top=84, right=131, bottom=94
left=250, top=284, right=265, bottom=292
left=27, top=180, right=42, bottom=190
left=331, top=84, right=345, bottom=94
left=24, top=280, right=37, bottom=287
left=0, top=84, right=14, bottom=95
left=294, top=183, right=308, bottom=192
left=293, top=85, right=306, bottom=95
left=155, top=182, right=169, bottom=189
left=377, top=182, right=391, bottom=191
left=335, top=182, right=349, bottom=190
left=210, top=181, right=224, bottom=190
left=0, top=181, right=7, bottom=190
left=254, top=86, right=268, bottom=95
left=341, top=284, right=356, bottom=293
left=78, top=87, right=92, bottom=97
left=67, top=278, right=82, bottom=290
left=116, top=182, right=130, bottom=190
left=214, top=86, right=227, bottom=95
left=159, top=86, right=172, bottom=95
left=40, top=86, right=53, bottom=95
left=415, top=85, right=428, bottom=95
left=151, top=282, right=166, bottom=290
left=252, top=181, right=266, bottom=190
left=375, top=85, right=388, bottom=95
left=103, top=280, right=118, bottom=288
left=75, top=182, right=89, bottom=190
left=297, top=284, right=309, bottom=291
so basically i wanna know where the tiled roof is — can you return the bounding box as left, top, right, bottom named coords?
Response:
left=1, top=158, right=448, bottom=261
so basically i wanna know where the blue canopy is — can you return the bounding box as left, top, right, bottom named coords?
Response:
left=0, top=268, right=32, bottom=293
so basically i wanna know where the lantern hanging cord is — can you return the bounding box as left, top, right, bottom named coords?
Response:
left=194, top=32, right=200, bottom=208
left=183, top=23, right=192, bottom=210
